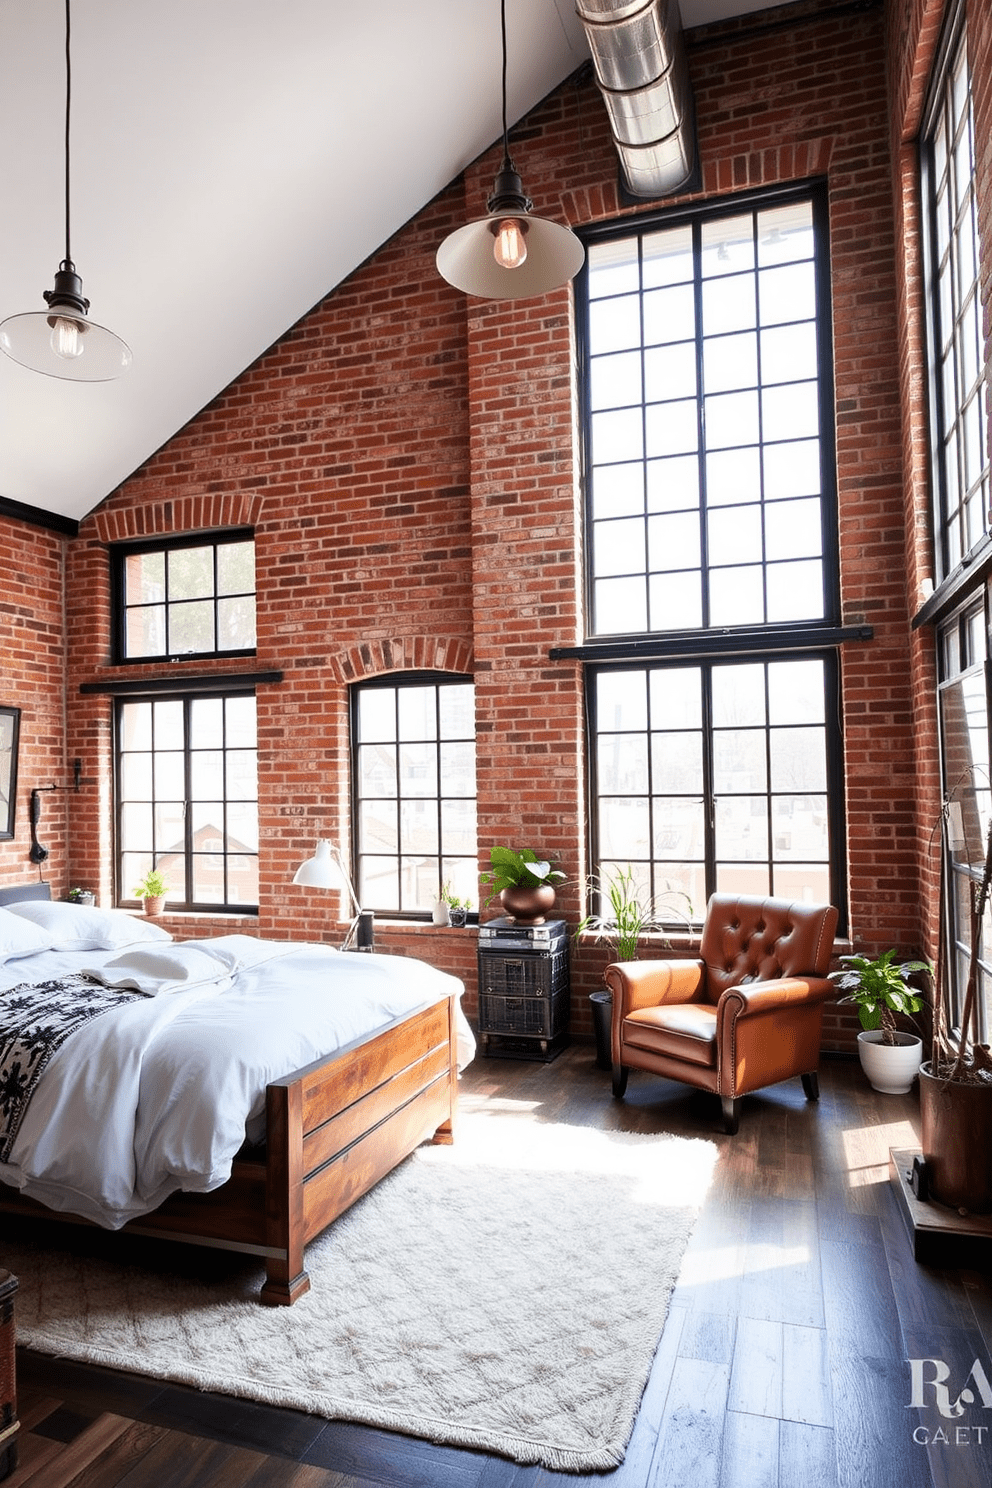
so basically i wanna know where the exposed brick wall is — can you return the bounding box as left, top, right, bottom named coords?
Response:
left=0, top=0, right=968, bottom=1060
left=0, top=516, right=67, bottom=894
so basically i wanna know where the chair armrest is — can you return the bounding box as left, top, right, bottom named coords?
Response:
left=719, top=974, right=835, bottom=1019
left=604, top=958, right=707, bottom=1019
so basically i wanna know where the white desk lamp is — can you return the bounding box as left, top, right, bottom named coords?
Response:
left=292, top=840, right=374, bottom=951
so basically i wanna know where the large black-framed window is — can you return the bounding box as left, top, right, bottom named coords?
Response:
left=351, top=673, right=477, bottom=917
left=922, top=4, right=988, bottom=583
left=937, top=591, right=992, bottom=1046
left=111, top=530, right=256, bottom=663
left=577, top=185, right=845, bottom=926
left=115, top=690, right=259, bottom=912
left=580, top=183, right=838, bottom=640
left=588, top=652, right=841, bottom=921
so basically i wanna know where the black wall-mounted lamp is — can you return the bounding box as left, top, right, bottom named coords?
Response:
left=29, top=785, right=58, bottom=864
left=27, top=761, right=82, bottom=864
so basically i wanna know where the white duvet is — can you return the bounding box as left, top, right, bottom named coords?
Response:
left=0, top=935, right=473, bottom=1229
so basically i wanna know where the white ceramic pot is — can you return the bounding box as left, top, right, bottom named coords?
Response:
left=431, top=900, right=450, bottom=927
left=856, top=1030, right=923, bottom=1094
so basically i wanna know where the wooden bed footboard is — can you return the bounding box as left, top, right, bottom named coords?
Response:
left=0, top=992, right=460, bottom=1306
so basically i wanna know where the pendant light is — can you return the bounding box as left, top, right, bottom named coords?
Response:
left=436, top=0, right=585, bottom=300
left=0, top=0, right=131, bottom=381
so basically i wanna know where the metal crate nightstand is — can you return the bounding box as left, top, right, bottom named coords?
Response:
left=0, top=1271, right=17, bottom=1483
left=477, top=917, right=569, bottom=1060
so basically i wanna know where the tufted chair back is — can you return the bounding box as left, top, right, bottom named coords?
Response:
left=699, top=894, right=838, bottom=1004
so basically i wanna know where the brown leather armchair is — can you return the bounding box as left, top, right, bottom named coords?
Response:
left=605, top=894, right=839, bottom=1134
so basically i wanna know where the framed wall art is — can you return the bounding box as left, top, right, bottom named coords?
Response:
left=0, top=708, right=21, bottom=840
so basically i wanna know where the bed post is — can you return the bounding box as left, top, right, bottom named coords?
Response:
left=430, top=993, right=459, bottom=1146
left=260, top=1079, right=310, bottom=1306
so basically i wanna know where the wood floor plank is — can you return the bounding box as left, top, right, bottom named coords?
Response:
left=820, top=1236, right=905, bottom=1360
left=679, top=1311, right=736, bottom=1366
left=136, top=1386, right=325, bottom=1462
left=738, top=1200, right=822, bottom=1328
left=727, top=1318, right=781, bottom=1419
left=828, top=1352, right=931, bottom=1488
left=778, top=1420, right=838, bottom=1488
left=52, top=1419, right=170, bottom=1488
left=241, top=1459, right=357, bottom=1488
left=645, top=1357, right=731, bottom=1488
left=1, top=1430, right=64, bottom=1487
left=114, top=1430, right=272, bottom=1488
left=781, top=1323, right=832, bottom=1427
left=716, top=1409, right=778, bottom=1488
left=301, top=1419, right=485, bottom=1488
left=6, top=1413, right=135, bottom=1488
left=10, top=1390, right=64, bottom=1434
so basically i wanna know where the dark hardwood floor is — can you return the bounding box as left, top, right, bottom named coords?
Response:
left=7, top=1045, right=992, bottom=1488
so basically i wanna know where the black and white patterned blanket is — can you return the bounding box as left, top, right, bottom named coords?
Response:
left=0, top=974, right=142, bottom=1163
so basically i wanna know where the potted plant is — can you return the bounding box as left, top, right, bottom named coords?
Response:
left=67, top=886, right=96, bottom=907
left=443, top=884, right=472, bottom=928
left=480, top=846, right=565, bottom=924
left=830, top=949, right=929, bottom=1094
left=132, top=867, right=169, bottom=916
left=575, top=866, right=692, bottom=1069
left=919, top=806, right=992, bottom=1212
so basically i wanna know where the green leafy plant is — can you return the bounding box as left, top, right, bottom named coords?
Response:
left=831, top=949, right=930, bottom=1045
left=480, top=846, right=565, bottom=907
left=67, top=886, right=94, bottom=903
left=440, top=881, right=473, bottom=910
left=575, top=865, right=691, bottom=961
left=132, top=868, right=169, bottom=900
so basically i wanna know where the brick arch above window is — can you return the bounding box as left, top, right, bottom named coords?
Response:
left=334, top=636, right=474, bottom=683
left=563, top=137, right=834, bottom=230
left=93, top=492, right=265, bottom=546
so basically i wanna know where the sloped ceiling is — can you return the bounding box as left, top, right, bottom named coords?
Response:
left=0, top=0, right=792, bottom=524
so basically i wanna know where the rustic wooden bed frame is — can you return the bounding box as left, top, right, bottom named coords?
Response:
left=0, top=882, right=459, bottom=1305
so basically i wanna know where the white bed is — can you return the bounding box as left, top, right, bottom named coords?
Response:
left=0, top=890, right=473, bottom=1303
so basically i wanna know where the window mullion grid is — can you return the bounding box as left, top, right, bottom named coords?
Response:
left=434, top=685, right=444, bottom=902
left=162, top=554, right=173, bottom=659
left=645, top=669, right=657, bottom=904
left=212, top=543, right=221, bottom=656
left=183, top=699, right=194, bottom=910
left=639, top=235, right=651, bottom=630
left=762, top=663, right=775, bottom=893
left=220, top=697, right=229, bottom=908
left=693, top=220, right=710, bottom=631
left=701, top=664, right=717, bottom=901
left=751, top=211, right=771, bottom=627
left=392, top=687, right=403, bottom=912
left=949, top=108, right=966, bottom=562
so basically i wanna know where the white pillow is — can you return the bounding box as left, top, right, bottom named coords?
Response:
left=0, top=905, right=52, bottom=961
left=3, top=899, right=173, bottom=951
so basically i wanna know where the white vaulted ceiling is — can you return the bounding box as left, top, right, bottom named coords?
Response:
left=0, top=0, right=792, bottom=524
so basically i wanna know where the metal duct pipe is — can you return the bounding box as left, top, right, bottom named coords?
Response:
left=576, top=0, right=697, bottom=198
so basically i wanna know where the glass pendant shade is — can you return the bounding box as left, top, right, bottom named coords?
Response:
left=0, top=265, right=132, bottom=382
left=0, top=3, right=131, bottom=383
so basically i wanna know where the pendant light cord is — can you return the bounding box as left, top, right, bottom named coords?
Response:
left=499, top=0, right=512, bottom=170
left=62, top=0, right=73, bottom=272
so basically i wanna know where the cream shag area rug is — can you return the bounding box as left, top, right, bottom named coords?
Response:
left=8, top=1115, right=717, bottom=1473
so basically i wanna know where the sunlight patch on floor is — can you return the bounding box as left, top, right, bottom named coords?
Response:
left=420, top=1110, right=720, bottom=1209
left=841, top=1117, right=919, bottom=1188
